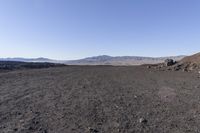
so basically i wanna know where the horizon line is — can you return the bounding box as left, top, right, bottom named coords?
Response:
left=0, top=54, right=189, bottom=61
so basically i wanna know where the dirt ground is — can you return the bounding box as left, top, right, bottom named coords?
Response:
left=1, top=66, right=200, bottom=133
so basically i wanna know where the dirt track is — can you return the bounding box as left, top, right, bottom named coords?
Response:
left=1, top=66, right=200, bottom=133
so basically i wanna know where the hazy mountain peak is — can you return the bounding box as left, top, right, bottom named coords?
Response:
left=84, top=55, right=112, bottom=61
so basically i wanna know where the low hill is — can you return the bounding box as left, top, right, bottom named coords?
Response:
left=65, top=55, right=185, bottom=66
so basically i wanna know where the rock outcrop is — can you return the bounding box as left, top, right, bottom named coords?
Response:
left=164, top=59, right=175, bottom=66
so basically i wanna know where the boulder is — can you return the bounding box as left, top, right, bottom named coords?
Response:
left=139, top=118, right=148, bottom=124
left=164, top=59, right=175, bottom=66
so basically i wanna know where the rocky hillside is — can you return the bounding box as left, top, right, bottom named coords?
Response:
left=180, top=52, right=200, bottom=65
left=178, top=52, right=200, bottom=71
left=152, top=53, right=200, bottom=72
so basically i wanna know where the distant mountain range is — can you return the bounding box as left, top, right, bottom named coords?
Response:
left=0, top=57, right=56, bottom=63
left=65, top=55, right=186, bottom=65
left=0, top=55, right=186, bottom=66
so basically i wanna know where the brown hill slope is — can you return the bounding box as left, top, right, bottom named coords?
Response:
left=170, top=53, right=200, bottom=71
left=151, top=53, right=200, bottom=72
left=180, top=52, right=200, bottom=64
left=178, top=52, right=200, bottom=71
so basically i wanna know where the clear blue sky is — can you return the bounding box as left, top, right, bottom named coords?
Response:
left=1, top=0, right=200, bottom=60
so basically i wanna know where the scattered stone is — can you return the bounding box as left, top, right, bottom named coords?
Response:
left=139, top=118, right=148, bottom=124
left=19, top=119, right=25, bottom=123
left=173, top=68, right=179, bottom=71
left=13, top=128, right=18, bottom=131
left=188, top=67, right=194, bottom=71
left=39, top=128, right=48, bottom=133
left=115, top=105, right=119, bottom=108
left=17, top=112, right=22, bottom=115
left=147, top=66, right=151, bottom=69
left=183, top=68, right=187, bottom=72
left=164, top=59, right=175, bottom=66
left=172, top=64, right=181, bottom=71
left=43, top=129, right=48, bottom=133
left=88, top=127, right=99, bottom=133
left=195, top=85, right=199, bottom=89
left=167, top=68, right=171, bottom=71
left=28, top=126, right=34, bottom=130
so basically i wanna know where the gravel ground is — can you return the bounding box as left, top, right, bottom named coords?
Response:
left=0, top=66, right=200, bottom=133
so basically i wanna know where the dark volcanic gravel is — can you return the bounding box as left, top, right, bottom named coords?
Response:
left=0, top=66, right=200, bottom=133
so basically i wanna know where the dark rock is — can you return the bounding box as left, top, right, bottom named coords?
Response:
left=43, top=129, right=48, bottom=133
left=28, top=126, right=34, bottom=130
left=139, top=118, right=148, bottom=124
left=88, top=127, right=99, bottom=133
left=167, top=68, right=171, bottom=70
left=13, top=128, right=18, bottom=131
left=182, top=68, right=187, bottom=72
left=164, top=59, right=175, bottom=66
left=172, top=64, right=182, bottom=71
